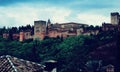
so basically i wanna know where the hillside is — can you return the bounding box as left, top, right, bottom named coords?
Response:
left=0, top=30, right=119, bottom=72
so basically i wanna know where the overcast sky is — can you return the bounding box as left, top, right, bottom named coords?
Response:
left=0, top=0, right=119, bottom=27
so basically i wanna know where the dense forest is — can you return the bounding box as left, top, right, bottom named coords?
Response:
left=0, top=26, right=120, bottom=72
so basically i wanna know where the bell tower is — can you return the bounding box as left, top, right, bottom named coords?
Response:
left=46, top=19, right=51, bottom=34
left=47, top=19, right=51, bottom=27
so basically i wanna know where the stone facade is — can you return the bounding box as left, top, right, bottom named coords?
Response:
left=3, top=20, right=99, bottom=41
left=1, top=20, right=101, bottom=41
left=33, top=20, right=89, bottom=40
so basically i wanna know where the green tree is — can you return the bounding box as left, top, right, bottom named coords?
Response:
left=56, top=35, right=97, bottom=72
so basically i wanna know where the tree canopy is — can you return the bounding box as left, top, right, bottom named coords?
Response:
left=0, top=30, right=118, bottom=72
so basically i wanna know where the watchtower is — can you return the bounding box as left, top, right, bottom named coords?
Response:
left=34, top=20, right=46, bottom=40
left=111, top=12, right=120, bottom=25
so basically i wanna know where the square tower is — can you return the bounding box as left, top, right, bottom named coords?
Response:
left=34, top=20, right=46, bottom=40
left=111, top=12, right=120, bottom=25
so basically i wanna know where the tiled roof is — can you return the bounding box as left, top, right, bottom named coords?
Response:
left=0, top=55, right=44, bottom=72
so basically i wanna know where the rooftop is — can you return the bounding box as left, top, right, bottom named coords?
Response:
left=0, top=55, right=44, bottom=72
